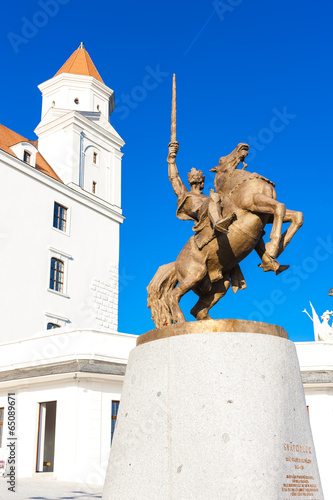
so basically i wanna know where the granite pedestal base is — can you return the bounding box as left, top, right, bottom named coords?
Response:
left=103, top=321, right=323, bottom=500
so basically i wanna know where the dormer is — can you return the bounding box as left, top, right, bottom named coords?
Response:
left=10, top=141, right=38, bottom=168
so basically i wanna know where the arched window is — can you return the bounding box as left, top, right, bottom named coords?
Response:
left=50, top=258, right=64, bottom=293
left=47, top=323, right=60, bottom=330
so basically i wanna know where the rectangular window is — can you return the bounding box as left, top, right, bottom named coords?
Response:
left=111, top=400, right=120, bottom=444
left=49, top=258, right=64, bottom=293
left=0, top=408, right=3, bottom=448
left=23, top=151, right=31, bottom=164
left=53, top=203, right=67, bottom=232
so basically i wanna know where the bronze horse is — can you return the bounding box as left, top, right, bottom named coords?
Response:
left=147, top=143, right=303, bottom=328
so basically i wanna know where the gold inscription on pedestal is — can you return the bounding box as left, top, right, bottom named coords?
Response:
left=284, top=443, right=311, bottom=454
left=282, top=443, right=319, bottom=498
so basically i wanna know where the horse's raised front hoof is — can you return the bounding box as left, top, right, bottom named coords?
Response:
left=258, top=262, right=278, bottom=273
left=258, top=260, right=289, bottom=275
left=275, top=264, right=290, bottom=275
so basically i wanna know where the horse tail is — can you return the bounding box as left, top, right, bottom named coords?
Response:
left=147, top=262, right=178, bottom=328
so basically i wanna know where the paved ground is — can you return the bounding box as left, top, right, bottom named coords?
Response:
left=0, top=476, right=102, bottom=500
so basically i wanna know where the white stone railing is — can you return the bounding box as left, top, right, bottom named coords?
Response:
left=295, top=341, right=333, bottom=371
left=0, top=329, right=137, bottom=370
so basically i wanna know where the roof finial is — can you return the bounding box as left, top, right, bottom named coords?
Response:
left=79, top=42, right=85, bottom=50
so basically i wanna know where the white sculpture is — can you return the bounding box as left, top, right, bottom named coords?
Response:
left=303, top=302, right=333, bottom=341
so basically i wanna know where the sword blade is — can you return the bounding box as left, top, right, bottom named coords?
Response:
left=171, top=73, right=176, bottom=142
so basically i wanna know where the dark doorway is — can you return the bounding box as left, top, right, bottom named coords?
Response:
left=36, top=401, right=57, bottom=472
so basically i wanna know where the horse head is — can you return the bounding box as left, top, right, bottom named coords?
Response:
left=210, top=143, right=250, bottom=174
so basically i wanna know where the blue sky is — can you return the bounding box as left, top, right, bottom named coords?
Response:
left=2, top=0, right=333, bottom=341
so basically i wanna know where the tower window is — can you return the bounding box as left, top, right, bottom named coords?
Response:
left=97, top=105, right=100, bottom=111
left=50, top=258, right=64, bottom=293
left=93, top=152, right=97, bottom=164
left=74, top=98, right=79, bottom=104
left=53, top=202, right=67, bottom=232
left=47, top=323, right=60, bottom=330
left=111, top=400, right=120, bottom=444
left=92, top=181, right=97, bottom=194
left=23, top=151, right=31, bottom=164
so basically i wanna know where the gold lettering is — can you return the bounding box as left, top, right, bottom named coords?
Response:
left=283, top=443, right=312, bottom=453
left=283, top=447, right=318, bottom=496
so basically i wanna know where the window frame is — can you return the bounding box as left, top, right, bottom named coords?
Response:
left=45, top=313, right=69, bottom=330
left=47, top=248, right=72, bottom=297
left=23, top=150, right=31, bottom=164
left=49, top=257, right=64, bottom=293
left=52, top=202, right=71, bottom=236
left=53, top=202, right=68, bottom=233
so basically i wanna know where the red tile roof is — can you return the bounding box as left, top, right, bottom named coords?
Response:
left=0, top=123, right=62, bottom=182
left=54, top=43, right=104, bottom=83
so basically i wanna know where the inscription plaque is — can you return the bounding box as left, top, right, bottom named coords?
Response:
left=282, top=443, right=320, bottom=499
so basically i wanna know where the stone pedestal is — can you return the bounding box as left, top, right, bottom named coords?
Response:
left=103, top=321, right=323, bottom=499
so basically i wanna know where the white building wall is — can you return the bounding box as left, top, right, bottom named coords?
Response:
left=0, top=47, right=129, bottom=487
left=0, top=377, right=125, bottom=483
left=303, top=388, right=333, bottom=497
left=296, top=341, right=333, bottom=500
left=35, top=112, right=123, bottom=204
left=0, top=153, right=123, bottom=342
left=35, top=120, right=81, bottom=186
left=73, top=378, right=123, bottom=484
left=0, top=329, right=137, bottom=484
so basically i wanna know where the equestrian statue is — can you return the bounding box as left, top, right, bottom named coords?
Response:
left=147, top=75, right=303, bottom=328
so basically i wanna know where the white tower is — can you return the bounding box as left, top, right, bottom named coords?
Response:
left=0, top=44, right=125, bottom=339
left=35, top=42, right=124, bottom=206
